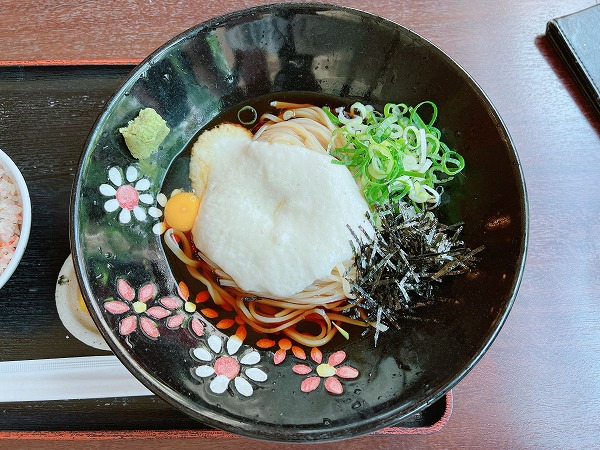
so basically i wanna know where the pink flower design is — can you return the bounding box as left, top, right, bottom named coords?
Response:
left=158, top=281, right=204, bottom=337
left=292, top=348, right=359, bottom=395
left=103, top=279, right=170, bottom=339
left=100, top=166, right=158, bottom=224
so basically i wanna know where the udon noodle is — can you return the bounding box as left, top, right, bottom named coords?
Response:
left=165, top=101, right=372, bottom=347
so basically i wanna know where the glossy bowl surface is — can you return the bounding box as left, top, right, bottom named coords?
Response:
left=0, top=148, right=31, bottom=290
left=71, top=3, right=528, bottom=442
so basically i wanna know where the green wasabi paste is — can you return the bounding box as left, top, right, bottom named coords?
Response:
left=119, top=108, right=170, bottom=159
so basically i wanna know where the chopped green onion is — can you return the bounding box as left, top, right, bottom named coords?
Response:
left=322, top=106, right=341, bottom=125
left=333, top=322, right=350, bottom=340
left=327, top=101, right=465, bottom=210
left=237, top=105, right=258, bottom=125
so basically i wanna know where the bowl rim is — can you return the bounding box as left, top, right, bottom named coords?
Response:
left=0, top=148, right=32, bottom=289
left=70, top=1, right=529, bottom=442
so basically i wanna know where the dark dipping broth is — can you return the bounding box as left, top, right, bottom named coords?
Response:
left=160, top=91, right=465, bottom=352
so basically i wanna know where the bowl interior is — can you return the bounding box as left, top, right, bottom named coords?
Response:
left=0, top=148, right=31, bottom=289
left=71, top=3, right=527, bottom=442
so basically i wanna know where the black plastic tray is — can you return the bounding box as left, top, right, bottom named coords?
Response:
left=0, top=65, right=450, bottom=435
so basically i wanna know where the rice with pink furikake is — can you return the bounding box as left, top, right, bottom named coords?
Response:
left=0, top=163, right=22, bottom=274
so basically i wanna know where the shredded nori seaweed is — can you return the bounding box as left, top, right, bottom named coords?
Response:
left=347, top=201, right=484, bottom=331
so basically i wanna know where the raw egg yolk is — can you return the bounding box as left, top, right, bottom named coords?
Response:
left=164, top=192, right=201, bottom=232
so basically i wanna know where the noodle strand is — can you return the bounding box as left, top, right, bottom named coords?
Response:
left=165, top=101, right=372, bottom=347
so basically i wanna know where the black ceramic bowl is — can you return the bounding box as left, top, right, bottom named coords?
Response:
left=71, top=2, right=527, bottom=442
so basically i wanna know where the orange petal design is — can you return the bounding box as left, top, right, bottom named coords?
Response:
left=201, top=308, right=219, bottom=319
left=310, top=347, right=323, bottom=364
left=256, top=339, right=276, bottom=349
left=278, top=338, right=292, bottom=350
left=216, top=318, right=235, bottom=329
left=235, top=325, right=247, bottom=341
left=291, top=346, right=306, bottom=360
left=177, top=281, right=189, bottom=300
left=235, top=315, right=245, bottom=325
left=273, top=348, right=287, bottom=365
left=195, top=291, right=210, bottom=303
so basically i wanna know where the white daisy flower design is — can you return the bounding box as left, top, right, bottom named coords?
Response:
left=100, top=166, right=160, bottom=224
left=151, top=192, right=168, bottom=235
left=151, top=189, right=183, bottom=235
left=193, top=334, right=267, bottom=397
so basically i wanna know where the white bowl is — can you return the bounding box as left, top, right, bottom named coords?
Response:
left=0, top=148, right=31, bottom=289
